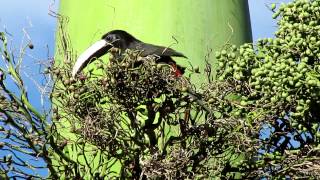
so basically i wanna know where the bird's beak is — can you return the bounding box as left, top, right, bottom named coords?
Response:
left=72, top=39, right=111, bottom=78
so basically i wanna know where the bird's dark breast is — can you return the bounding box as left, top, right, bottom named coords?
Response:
left=124, top=42, right=186, bottom=76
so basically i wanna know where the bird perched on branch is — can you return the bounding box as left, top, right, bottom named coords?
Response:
left=72, top=30, right=187, bottom=78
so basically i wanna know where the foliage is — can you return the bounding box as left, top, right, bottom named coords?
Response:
left=51, top=40, right=217, bottom=178
left=214, top=0, right=320, bottom=178
left=0, top=32, right=59, bottom=179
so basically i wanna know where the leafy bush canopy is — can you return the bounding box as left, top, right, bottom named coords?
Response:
left=214, top=0, right=320, bottom=177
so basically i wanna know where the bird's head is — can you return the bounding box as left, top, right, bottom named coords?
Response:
left=72, top=30, right=136, bottom=78
left=102, top=30, right=137, bottom=49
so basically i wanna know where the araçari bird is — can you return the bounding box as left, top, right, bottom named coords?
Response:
left=72, top=30, right=187, bottom=78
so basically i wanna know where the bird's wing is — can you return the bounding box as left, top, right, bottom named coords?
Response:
left=133, top=42, right=187, bottom=58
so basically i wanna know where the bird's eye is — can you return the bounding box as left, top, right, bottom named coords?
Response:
left=106, top=36, right=112, bottom=41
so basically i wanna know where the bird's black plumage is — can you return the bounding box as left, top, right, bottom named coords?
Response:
left=101, top=30, right=187, bottom=75
left=71, top=30, right=187, bottom=78
left=102, top=30, right=186, bottom=58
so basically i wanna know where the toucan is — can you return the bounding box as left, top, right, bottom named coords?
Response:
left=71, top=30, right=187, bottom=78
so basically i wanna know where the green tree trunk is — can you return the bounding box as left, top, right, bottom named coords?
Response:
left=56, top=0, right=251, bottom=178
left=59, top=0, right=251, bottom=83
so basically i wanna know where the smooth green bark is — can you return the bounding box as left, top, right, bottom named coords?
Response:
left=60, top=0, right=251, bottom=83
left=56, top=0, right=252, bottom=178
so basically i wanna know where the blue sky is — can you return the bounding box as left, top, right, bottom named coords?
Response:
left=0, top=0, right=291, bottom=177
left=0, top=0, right=58, bottom=55
left=0, top=0, right=58, bottom=111
left=249, top=0, right=291, bottom=39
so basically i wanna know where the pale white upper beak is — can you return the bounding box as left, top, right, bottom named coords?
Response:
left=72, top=39, right=108, bottom=78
